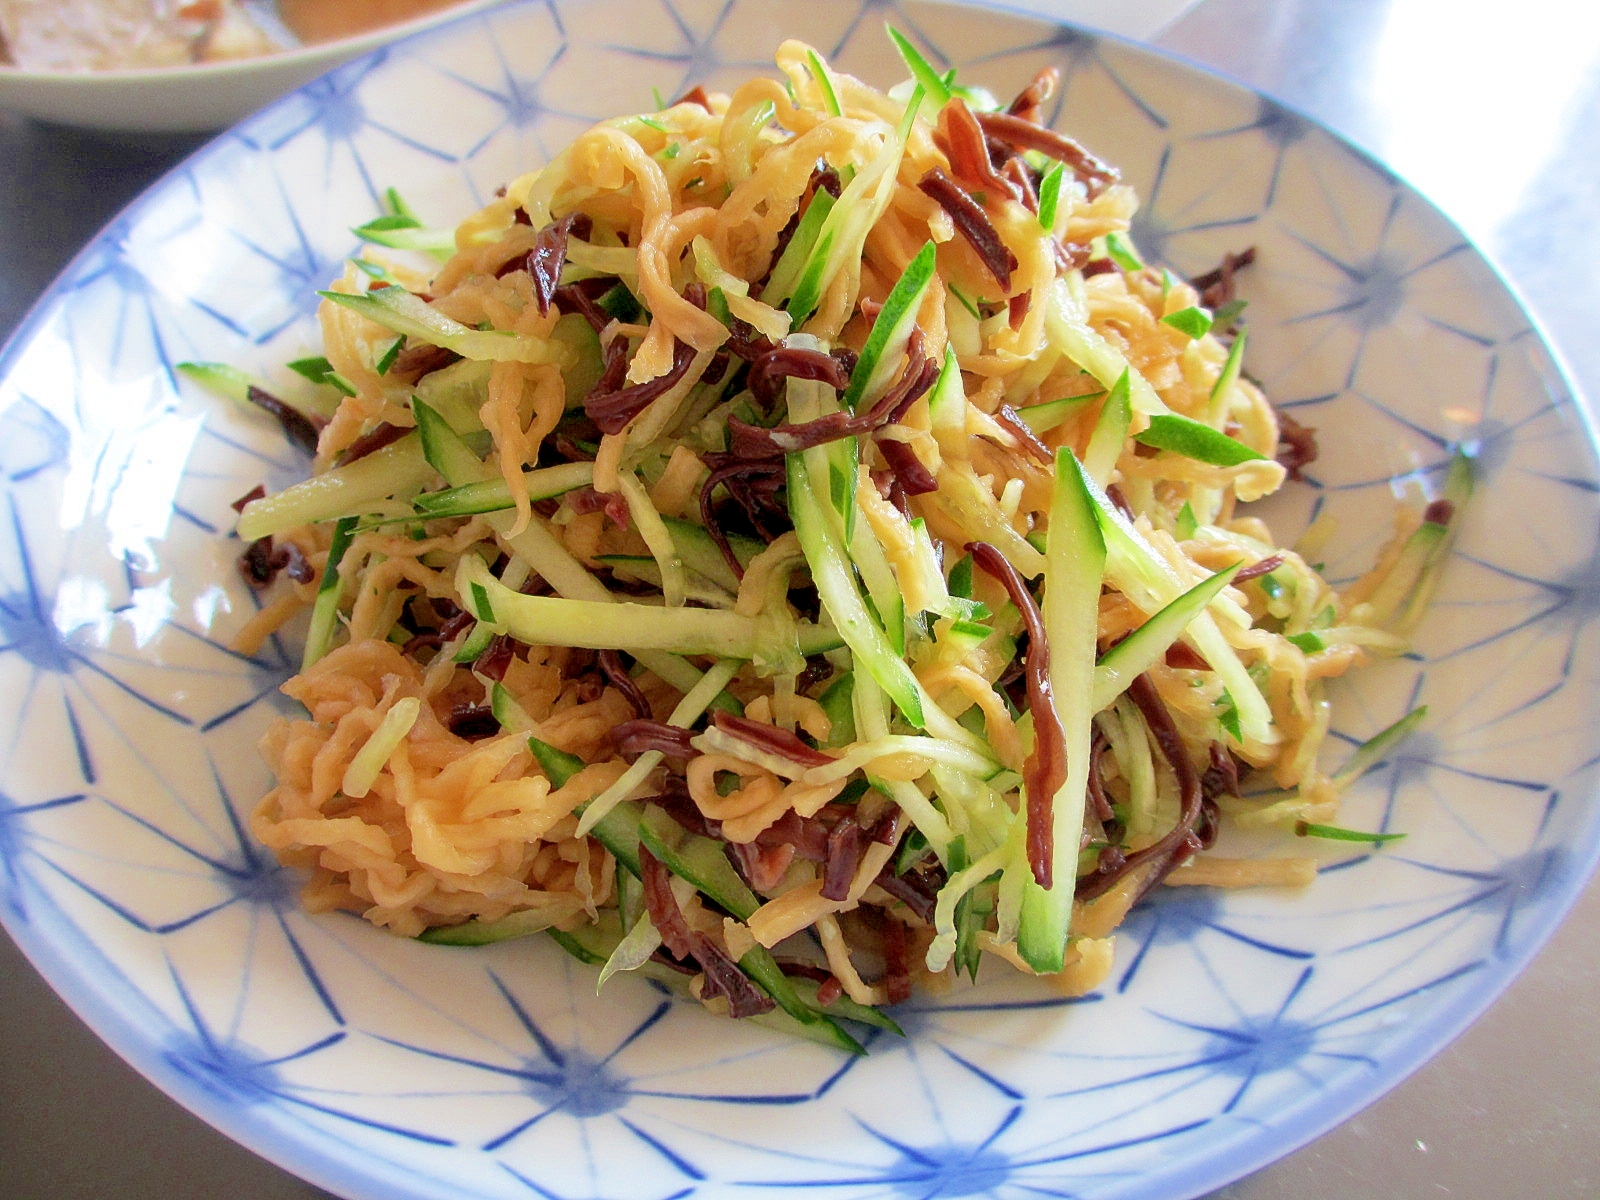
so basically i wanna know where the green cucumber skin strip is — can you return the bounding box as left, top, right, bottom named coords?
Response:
left=1333, top=705, right=1428, bottom=788
left=489, top=682, right=532, bottom=729
left=1017, top=450, right=1105, bottom=974
left=1207, top=326, right=1247, bottom=421
left=415, top=394, right=735, bottom=701
left=1092, top=562, right=1243, bottom=711
left=414, top=461, right=595, bottom=517
left=547, top=929, right=608, bottom=966
left=785, top=115, right=908, bottom=325
left=787, top=455, right=926, bottom=727
left=818, top=672, right=857, bottom=748
left=318, top=288, right=555, bottom=364
left=793, top=980, right=905, bottom=1035
left=660, top=515, right=762, bottom=594
left=638, top=805, right=760, bottom=920
left=886, top=24, right=952, bottom=108
left=1083, top=471, right=1273, bottom=744
left=526, top=734, right=586, bottom=789
left=414, top=398, right=484, bottom=482
left=1083, top=370, right=1131, bottom=486
left=1135, top=413, right=1265, bottom=466
left=453, top=621, right=496, bottom=663
left=545, top=920, right=865, bottom=1053
left=353, top=222, right=456, bottom=257
left=300, top=516, right=358, bottom=670
left=764, top=187, right=837, bottom=306
left=840, top=240, right=936, bottom=412
left=236, top=434, right=433, bottom=541
left=737, top=949, right=866, bottom=1054
left=461, top=558, right=839, bottom=659
left=586, top=799, right=646, bottom=878
left=416, top=908, right=566, bottom=945
left=178, top=360, right=254, bottom=403
left=1016, top=392, right=1099, bottom=435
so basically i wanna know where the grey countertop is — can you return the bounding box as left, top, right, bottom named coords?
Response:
left=3, top=1, right=1598, bottom=1196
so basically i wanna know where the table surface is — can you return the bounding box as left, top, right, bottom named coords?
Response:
left=3, top=1, right=1598, bottom=1197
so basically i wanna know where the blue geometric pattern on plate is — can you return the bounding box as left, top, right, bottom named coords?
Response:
left=0, top=2, right=1596, bottom=1199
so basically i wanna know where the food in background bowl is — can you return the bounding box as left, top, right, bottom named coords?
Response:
left=0, top=0, right=467, bottom=71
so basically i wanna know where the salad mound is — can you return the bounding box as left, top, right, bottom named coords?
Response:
left=189, top=31, right=1463, bottom=1047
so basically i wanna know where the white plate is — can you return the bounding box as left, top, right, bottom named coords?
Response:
left=1, top=2, right=1597, bottom=1197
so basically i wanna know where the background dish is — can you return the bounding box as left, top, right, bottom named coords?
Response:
left=1, top=2, right=1597, bottom=1199
left=0, top=0, right=500, bottom=131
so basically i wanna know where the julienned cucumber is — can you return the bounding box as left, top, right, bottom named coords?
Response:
left=319, top=286, right=564, bottom=364
left=1080, top=468, right=1274, bottom=746
left=414, top=398, right=738, bottom=707
left=1016, top=449, right=1105, bottom=974
left=787, top=454, right=925, bottom=728
left=784, top=103, right=913, bottom=325
left=637, top=804, right=761, bottom=920
left=1014, top=391, right=1101, bottom=436
left=301, top=516, right=358, bottom=670
left=1134, top=412, right=1265, bottom=467
left=840, top=240, right=936, bottom=412
left=763, top=186, right=837, bottom=306
left=660, top=515, right=763, bottom=594
left=414, top=398, right=484, bottom=482
left=1092, top=561, right=1243, bottom=710
left=1082, top=369, right=1130, bottom=486
left=413, top=461, right=595, bottom=517
left=436, top=908, right=863, bottom=1056
left=543, top=912, right=871, bottom=1054
left=417, top=903, right=581, bottom=945
left=235, top=434, right=435, bottom=540
left=456, top=554, right=841, bottom=665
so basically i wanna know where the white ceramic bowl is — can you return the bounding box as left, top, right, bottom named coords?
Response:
left=0, top=0, right=502, bottom=131
left=1, top=2, right=1598, bottom=1198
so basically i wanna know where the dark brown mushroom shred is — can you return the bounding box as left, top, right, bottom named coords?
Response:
left=994, top=403, right=1054, bottom=467
left=711, top=710, right=834, bottom=767
left=877, top=437, right=938, bottom=496
left=246, top=385, right=323, bottom=456
left=917, top=166, right=1017, bottom=290
left=472, top=634, right=516, bottom=683
left=527, top=212, right=587, bottom=316
left=696, top=453, right=790, bottom=579
left=639, top=846, right=775, bottom=1018
left=1275, top=408, right=1319, bottom=480
left=1076, top=673, right=1205, bottom=902
left=447, top=704, right=500, bottom=741
left=1006, top=66, right=1060, bottom=125
left=389, top=342, right=462, bottom=384
left=969, top=541, right=1065, bottom=888
left=585, top=337, right=698, bottom=435
left=747, top=344, right=854, bottom=409
left=238, top=536, right=313, bottom=589
left=611, top=718, right=697, bottom=759
left=337, top=421, right=410, bottom=466
left=231, top=484, right=266, bottom=513
left=598, top=650, right=652, bottom=720
left=1189, top=247, right=1256, bottom=310
left=1234, top=554, right=1284, bottom=583
left=938, top=97, right=1019, bottom=203
left=974, top=110, right=1119, bottom=198
left=725, top=330, right=936, bottom=461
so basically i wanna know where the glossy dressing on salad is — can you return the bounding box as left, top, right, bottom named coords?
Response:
left=183, top=30, right=1463, bottom=1046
